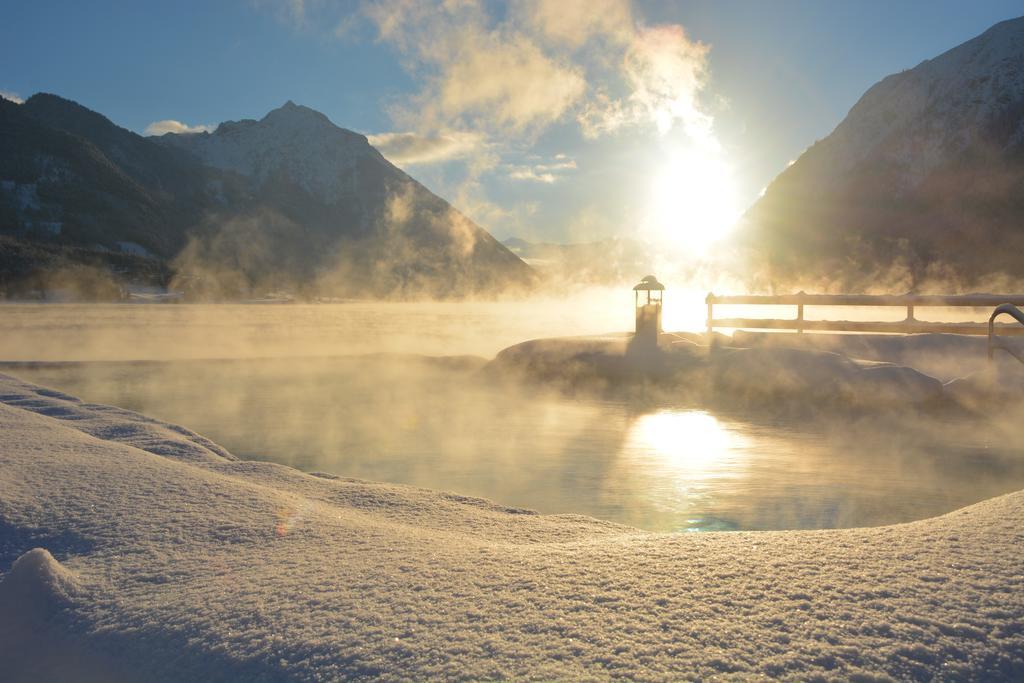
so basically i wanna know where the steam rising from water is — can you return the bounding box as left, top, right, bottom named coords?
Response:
left=3, top=299, right=1024, bottom=532
left=0, top=296, right=633, bottom=362
left=9, top=354, right=1024, bottom=532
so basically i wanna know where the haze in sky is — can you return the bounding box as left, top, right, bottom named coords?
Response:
left=3, top=0, right=1021, bottom=247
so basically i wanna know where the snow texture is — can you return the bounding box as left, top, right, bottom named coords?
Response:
left=0, top=180, right=42, bottom=212
left=115, top=241, right=152, bottom=258
left=1, top=372, right=1023, bottom=681
left=815, top=16, right=1024, bottom=185
left=490, top=334, right=950, bottom=409
left=159, top=101, right=376, bottom=204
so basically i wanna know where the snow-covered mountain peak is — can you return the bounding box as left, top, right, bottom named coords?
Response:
left=260, top=100, right=338, bottom=132
left=741, top=16, right=1024, bottom=287
left=805, top=16, right=1024, bottom=184
left=159, top=101, right=375, bottom=202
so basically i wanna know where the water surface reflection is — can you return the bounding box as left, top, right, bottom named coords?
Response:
left=7, top=356, right=1024, bottom=532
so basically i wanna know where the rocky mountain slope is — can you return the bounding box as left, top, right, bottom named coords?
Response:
left=0, top=95, right=530, bottom=298
left=0, top=95, right=252, bottom=268
left=737, top=16, right=1024, bottom=290
left=156, top=101, right=532, bottom=298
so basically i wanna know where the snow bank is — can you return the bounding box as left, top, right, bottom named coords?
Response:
left=1, top=373, right=1023, bottom=680
left=0, top=545, right=128, bottom=682
left=710, top=346, right=944, bottom=407
left=489, top=335, right=947, bottom=408
left=733, top=331, right=1024, bottom=383
left=0, top=547, right=81, bottom=605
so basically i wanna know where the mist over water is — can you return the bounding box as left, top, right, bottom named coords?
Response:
left=0, top=297, right=634, bottom=361
left=4, top=300, right=1023, bottom=532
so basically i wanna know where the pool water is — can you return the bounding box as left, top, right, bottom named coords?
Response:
left=9, top=355, right=1024, bottom=532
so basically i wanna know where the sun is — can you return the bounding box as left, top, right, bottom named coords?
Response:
left=646, top=144, right=740, bottom=254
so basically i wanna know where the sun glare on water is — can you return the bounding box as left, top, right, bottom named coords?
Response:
left=647, top=144, right=740, bottom=254
left=624, top=410, right=750, bottom=481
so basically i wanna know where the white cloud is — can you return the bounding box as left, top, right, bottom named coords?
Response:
left=345, top=1, right=724, bottom=241
left=519, top=0, right=634, bottom=48
left=578, top=24, right=712, bottom=140
left=144, top=120, right=214, bottom=136
left=361, top=1, right=716, bottom=146
left=433, top=34, right=585, bottom=134
left=508, top=167, right=558, bottom=183
left=367, top=130, right=485, bottom=165
left=506, top=156, right=577, bottom=183
left=535, top=159, right=577, bottom=172
left=364, top=0, right=585, bottom=136
left=0, top=90, right=24, bottom=104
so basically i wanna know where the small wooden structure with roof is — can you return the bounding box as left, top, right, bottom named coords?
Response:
left=633, top=275, right=664, bottom=347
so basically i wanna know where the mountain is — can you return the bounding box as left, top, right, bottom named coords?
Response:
left=737, top=16, right=1024, bottom=290
left=0, top=95, right=531, bottom=298
left=0, top=94, right=253, bottom=257
left=155, top=101, right=532, bottom=297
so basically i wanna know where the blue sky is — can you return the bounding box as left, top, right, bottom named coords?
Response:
left=3, top=0, right=1022, bottom=244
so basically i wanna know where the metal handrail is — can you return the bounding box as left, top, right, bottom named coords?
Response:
left=988, top=303, right=1024, bottom=364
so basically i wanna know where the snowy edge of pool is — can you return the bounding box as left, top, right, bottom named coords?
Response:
left=1, top=372, right=1023, bottom=681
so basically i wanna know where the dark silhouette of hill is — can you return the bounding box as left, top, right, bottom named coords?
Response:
left=0, top=94, right=531, bottom=298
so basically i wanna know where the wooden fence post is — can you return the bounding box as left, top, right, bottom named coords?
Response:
left=705, top=293, right=715, bottom=339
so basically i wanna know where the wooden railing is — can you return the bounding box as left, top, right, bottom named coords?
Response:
left=705, top=293, right=1024, bottom=337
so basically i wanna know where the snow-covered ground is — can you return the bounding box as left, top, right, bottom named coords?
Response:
left=1, top=372, right=1023, bottom=681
